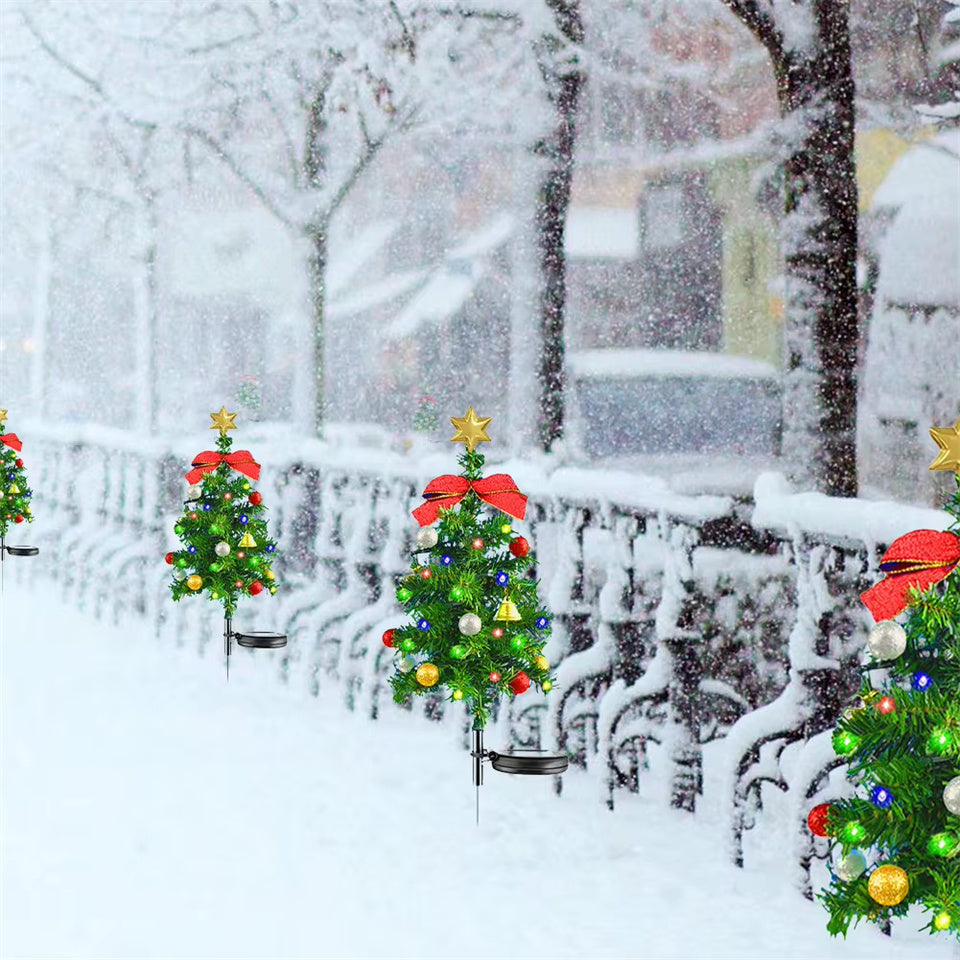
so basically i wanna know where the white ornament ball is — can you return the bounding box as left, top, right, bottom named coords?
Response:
left=215, top=541, right=231, bottom=557
left=186, top=484, right=202, bottom=500
left=458, top=612, right=482, bottom=636
left=866, top=620, right=907, bottom=660
left=416, top=527, right=438, bottom=549
left=173, top=569, right=187, bottom=581
left=944, top=776, right=960, bottom=816
left=834, top=849, right=867, bottom=882
left=397, top=655, right=416, bottom=674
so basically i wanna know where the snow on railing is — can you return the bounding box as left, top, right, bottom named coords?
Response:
left=10, top=422, right=952, bottom=891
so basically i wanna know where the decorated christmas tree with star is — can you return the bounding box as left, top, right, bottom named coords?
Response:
left=813, top=413, right=959, bottom=939
left=166, top=407, right=279, bottom=616
left=385, top=407, right=556, bottom=730
left=0, top=407, right=35, bottom=540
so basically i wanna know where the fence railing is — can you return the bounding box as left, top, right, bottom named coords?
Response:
left=10, top=422, right=949, bottom=896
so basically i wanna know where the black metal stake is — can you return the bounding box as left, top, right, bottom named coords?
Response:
left=224, top=615, right=232, bottom=682
left=1, top=534, right=5, bottom=595
left=472, top=727, right=484, bottom=825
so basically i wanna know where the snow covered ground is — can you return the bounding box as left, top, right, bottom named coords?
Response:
left=0, top=584, right=941, bottom=960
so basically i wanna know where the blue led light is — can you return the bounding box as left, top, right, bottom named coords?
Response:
left=535, top=616, right=550, bottom=630
left=495, top=570, right=509, bottom=587
left=418, top=619, right=431, bottom=632
left=912, top=671, right=932, bottom=692
left=187, top=546, right=197, bottom=554
left=266, top=544, right=275, bottom=553
left=440, top=555, right=453, bottom=566
left=870, top=785, right=894, bottom=809
left=202, top=502, right=211, bottom=511
left=239, top=514, right=249, bottom=524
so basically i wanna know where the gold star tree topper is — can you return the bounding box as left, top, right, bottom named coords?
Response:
left=450, top=406, right=492, bottom=452
left=929, top=415, right=960, bottom=473
left=209, top=406, right=238, bottom=436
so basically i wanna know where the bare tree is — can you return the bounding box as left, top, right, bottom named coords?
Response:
left=722, top=0, right=859, bottom=496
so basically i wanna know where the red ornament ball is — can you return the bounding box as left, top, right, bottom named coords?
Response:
left=14, top=514, right=24, bottom=524
left=382, top=629, right=396, bottom=648
left=249, top=581, right=263, bottom=596
left=492, top=627, right=504, bottom=639
left=807, top=803, right=833, bottom=838
left=15, top=458, right=23, bottom=468
left=472, top=538, right=484, bottom=550
left=877, top=696, right=896, bottom=715
left=165, top=552, right=174, bottom=565
left=249, top=491, right=262, bottom=506
left=489, top=671, right=501, bottom=683
left=509, top=671, right=530, bottom=695
left=509, top=536, right=530, bottom=557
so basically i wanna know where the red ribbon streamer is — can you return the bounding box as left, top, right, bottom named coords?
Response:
left=184, top=450, right=261, bottom=485
left=0, top=433, right=22, bottom=452
left=861, top=528, right=959, bottom=621
left=412, top=473, right=527, bottom=526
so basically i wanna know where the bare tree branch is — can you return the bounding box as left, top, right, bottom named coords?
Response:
left=182, top=124, right=295, bottom=228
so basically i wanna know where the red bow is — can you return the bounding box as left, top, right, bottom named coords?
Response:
left=861, top=529, right=959, bottom=621
left=184, top=450, right=261, bottom=485
left=412, top=473, right=527, bottom=526
left=0, top=433, right=22, bottom=452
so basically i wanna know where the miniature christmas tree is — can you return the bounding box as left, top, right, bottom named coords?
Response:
left=0, top=407, right=35, bottom=540
left=814, top=414, right=959, bottom=938
left=166, top=407, right=284, bottom=671
left=386, top=407, right=555, bottom=730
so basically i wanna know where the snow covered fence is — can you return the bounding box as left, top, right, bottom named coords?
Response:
left=12, top=424, right=951, bottom=884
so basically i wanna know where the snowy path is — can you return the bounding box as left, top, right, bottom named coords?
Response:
left=1, top=586, right=939, bottom=960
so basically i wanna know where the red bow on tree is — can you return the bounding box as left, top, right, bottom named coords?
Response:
left=412, top=473, right=527, bottom=526
left=0, top=433, right=22, bottom=452
left=184, top=450, right=261, bottom=485
left=861, top=528, right=959, bottom=621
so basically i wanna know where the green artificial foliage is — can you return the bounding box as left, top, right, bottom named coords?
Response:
left=168, top=432, right=279, bottom=616
left=0, top=412, right=34, bottom=538
left=819, top=477, right=960, bottom=939
left=388, top=447, right=555, bottom=729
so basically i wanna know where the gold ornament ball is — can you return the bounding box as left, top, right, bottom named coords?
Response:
left=186, top=574, right=203, bottom=591
left=535, top=654, right=549, bottom=671
left=868, top=864, right=909, bottom=906
left=416, top=662, right=439, bottom=687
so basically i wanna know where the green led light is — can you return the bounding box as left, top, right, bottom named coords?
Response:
left=832, top=728, right=860, bottom=757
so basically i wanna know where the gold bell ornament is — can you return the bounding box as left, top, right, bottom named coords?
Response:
left=238, top=532, right=257, bottom=548
left=495, top=595, right=521, bottom=622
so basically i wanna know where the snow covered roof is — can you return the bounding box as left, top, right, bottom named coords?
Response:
left=327, top=219, right=399, bottom=299
left=564, top=207, right=639, bottom=260
left=872, top=130, right=960, bottom=306
left=327, top=269, right=427, bottom=319
left=871, top=130, right=960, bottom=210
left=386, top=263, right=485, bottom=338
left=568, top=349, right=778, bottom=380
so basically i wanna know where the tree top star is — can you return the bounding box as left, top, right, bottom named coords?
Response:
left=210, top=407, right=238, bottom=436
left=929, top=415, right=960, bottom=473
left=450, top=407, right=492, bottom=452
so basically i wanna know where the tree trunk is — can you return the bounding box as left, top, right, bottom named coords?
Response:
left=724, top=0, right=859, bottom=496
left=30, top=205, right=53, bottom=419
left=535, top=1, right=584, bottom=453
left=131, top=185, right=160, bottom=433
left=307, top=224, right=327, bottom=438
